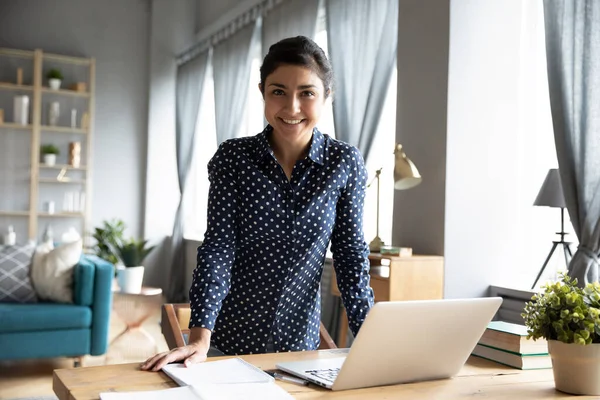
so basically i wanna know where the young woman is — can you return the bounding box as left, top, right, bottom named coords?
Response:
left=142, top=36, right=373, bottom=371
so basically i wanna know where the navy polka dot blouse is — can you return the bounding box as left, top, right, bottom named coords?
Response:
left=189, top=125, right=374, bottom=355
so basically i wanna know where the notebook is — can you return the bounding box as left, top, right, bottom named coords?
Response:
left=161, top=358, right=272, bottom=386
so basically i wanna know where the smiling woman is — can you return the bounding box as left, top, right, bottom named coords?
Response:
left=258, top=37, right=333, bottom=179
left=142, top=36, right=374, bottom=372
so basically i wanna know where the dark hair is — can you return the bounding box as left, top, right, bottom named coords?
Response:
left=260, top=36, right=333, bottom=98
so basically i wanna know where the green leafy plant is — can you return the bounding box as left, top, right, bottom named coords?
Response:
left=522, top=272, right=600, bottom=345
left=46, top=68, right=63, bottom=80
left=92, top=219, right=126, bottom=265
left=41, top=144, right=60, bottom=155
left=115, top=238, right=155, bottom=267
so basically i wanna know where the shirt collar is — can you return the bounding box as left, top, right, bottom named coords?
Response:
left=253, top=125, right=325, bottom=166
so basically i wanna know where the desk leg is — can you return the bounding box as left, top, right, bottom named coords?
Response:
left=338, top=309, right=348, bottom=348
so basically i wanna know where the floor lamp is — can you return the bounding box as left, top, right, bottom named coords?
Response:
left=531, top=168, right=573, bottom=289
left=368, top=144, right=422, bottom=252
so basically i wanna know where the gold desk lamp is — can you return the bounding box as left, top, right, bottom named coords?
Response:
left=368, top=144, right=422, bottom=252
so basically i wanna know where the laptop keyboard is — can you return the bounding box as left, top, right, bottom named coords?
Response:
left=305, top=367, right=340, bottom=383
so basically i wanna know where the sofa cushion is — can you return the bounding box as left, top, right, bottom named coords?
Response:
left=31, top=239, right=83, bottom=303
left=0, top=244, right=37, bottom=303
left=0, top=302, right=92, bottom=333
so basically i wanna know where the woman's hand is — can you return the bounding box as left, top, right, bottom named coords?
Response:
left=141, top=327, right=213, bottom=372
left=141, top=341, right=210, bottom=371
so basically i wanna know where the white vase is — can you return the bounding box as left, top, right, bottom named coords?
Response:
left=49, top=79, right=61, bottom=90
left=43, top=154, right=56, bottom=166
left=116, top=265, right=145, bottom=293
left=13, top=95, right=29, bottom=125
left=548, top=340, right=600, bottom=395
left=48, top=102, right=60, bottom=126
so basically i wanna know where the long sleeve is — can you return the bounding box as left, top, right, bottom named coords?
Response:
left=189, top=142, right=238, bottom=330
left=330, top=146, right=374, bottom=336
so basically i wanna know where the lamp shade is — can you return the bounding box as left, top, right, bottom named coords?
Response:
left=534, top=168, right=566, bottom=208
left=394, top=144, right=422, bottom=190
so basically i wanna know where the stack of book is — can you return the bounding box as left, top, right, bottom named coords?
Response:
left=472, top=321, right=551, bottom=370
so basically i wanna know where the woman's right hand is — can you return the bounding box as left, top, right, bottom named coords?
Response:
left=141, top=340, right=211, bottom=372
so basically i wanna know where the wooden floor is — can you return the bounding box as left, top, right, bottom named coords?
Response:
left=0, top=304, right=168, bottom=399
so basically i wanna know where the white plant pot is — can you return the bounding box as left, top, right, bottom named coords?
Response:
left=116, top=265, right=145, bottom=294
left=548, top=340, right=600, bottom=395
left=43, top=154, right=56, bottom=166
left=48, top=78, right=61, bottom=90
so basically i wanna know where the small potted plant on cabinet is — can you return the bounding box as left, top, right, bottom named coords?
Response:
left=41, top=144, right=60, bottom=166
left=522, top=272, right=600, bottom=395
left=114, top=238, right=156, bottom=293
left=46, top=68, right=63, bottom=90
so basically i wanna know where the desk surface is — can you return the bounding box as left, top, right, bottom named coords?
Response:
left=53, top=350, right=586, bottom=399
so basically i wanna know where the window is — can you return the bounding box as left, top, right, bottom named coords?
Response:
left=314, top=29, right=397, bottom=248
left=184, top=65, right=217, bottom=240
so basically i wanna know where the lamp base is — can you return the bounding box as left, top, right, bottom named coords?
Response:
left=369, top=236, right=385, bottom=253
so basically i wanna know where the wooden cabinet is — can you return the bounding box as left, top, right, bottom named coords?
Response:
left=331, top=253, right=444, bottom=346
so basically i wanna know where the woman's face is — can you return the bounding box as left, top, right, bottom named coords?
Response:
left=261, top=64, right=327, bottom=146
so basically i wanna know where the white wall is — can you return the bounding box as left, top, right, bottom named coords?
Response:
left=195, top=0, right=258, bottom=36
left=444, top=0, right=558, bottom=297
left=0, top=0, right=150, bottom=239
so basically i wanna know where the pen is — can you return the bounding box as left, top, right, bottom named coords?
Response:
left=266, top=371, right=310, bottom=386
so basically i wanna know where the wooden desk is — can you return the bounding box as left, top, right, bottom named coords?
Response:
left=331, top=254, right=444, bottom=345
left=53, top=350, right=592, bottom=399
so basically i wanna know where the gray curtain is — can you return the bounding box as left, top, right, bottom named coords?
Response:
left=325, top=0, right=398, bottom=161
left=213, top=19, right=261, bottom=143
left=544, top=0, right=600, bottom=285
left=261, top=0, right=320, bottom=58
left=166, top=50, right=210, bottom=302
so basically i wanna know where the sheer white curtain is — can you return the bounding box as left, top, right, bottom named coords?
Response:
left=213, top=19, right=261, bottom=144
left=167, top=50, right=211, bottom=302
left=325, top=0, right=398, bottom=162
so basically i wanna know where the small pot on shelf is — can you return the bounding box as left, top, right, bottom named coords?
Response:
left=48, top=78, right=61, bottom=90
left=46, top=68, right=63, bottom=91
left=43, top=153, right=57, bottom=166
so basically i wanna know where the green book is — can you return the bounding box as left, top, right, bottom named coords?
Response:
left=472, top=344, right=552, bottom=370
left=478, top=321, right=547, bottom=355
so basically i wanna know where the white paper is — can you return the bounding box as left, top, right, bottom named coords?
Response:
left=192, top=382, right=294, bottom=400
left=100, top=385, right=199, bottom=400
left=99, top=382, right=293, bottom=400
left=161, top=358, right=273, bottom=386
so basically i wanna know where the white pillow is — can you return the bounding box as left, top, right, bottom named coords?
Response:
left=31, top=239, right=83, bottom=303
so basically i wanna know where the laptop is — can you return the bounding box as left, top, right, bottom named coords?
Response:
left=276, top=297, right=502, bottom=391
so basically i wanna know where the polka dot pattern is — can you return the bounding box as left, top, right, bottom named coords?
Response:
left=189, top=125, right=374, bottom=355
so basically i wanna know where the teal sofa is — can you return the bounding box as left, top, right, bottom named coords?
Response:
left=0, top=255, right=113, bottom=362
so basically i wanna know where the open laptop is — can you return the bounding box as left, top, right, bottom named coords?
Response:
left=276, top=297, right=502, bottom=391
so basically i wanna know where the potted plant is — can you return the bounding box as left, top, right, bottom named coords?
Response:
left=522, top=272, right=600, bottom=395
left=114, top=238, right=155, bottom=293
left=92, top=219, right=126, bottom=265
left=41, top=144, right=60, bottom=166
left=46, top=68, right=63, bottom=90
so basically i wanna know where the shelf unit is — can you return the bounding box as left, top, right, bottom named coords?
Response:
left=0, top=47, right=95, bottom=242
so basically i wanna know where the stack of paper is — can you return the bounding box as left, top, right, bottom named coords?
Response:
left=99, top=358, right=294, bottom=400
left=161, top=358, right=273, bottom=385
